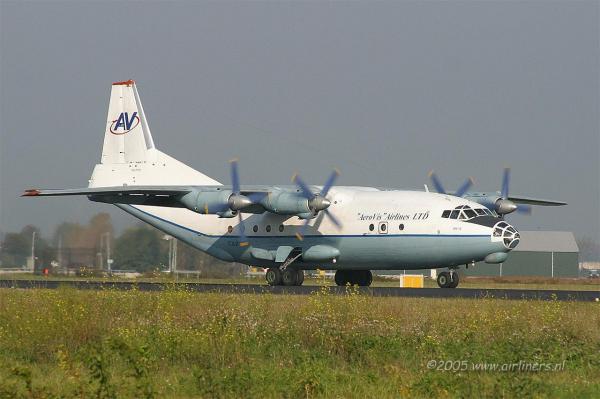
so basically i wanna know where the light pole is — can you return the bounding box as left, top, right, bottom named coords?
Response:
left=31, top=230, right=36, bottom=272
left=100, top=232, right=112, bottom=274
left=162, top=235, right=178, bottom=276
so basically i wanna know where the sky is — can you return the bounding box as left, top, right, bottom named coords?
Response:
left=1, top=1, right=599, bottom=244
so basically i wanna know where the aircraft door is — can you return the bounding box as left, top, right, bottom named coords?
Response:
left=378, top=221, right=388, bottom=234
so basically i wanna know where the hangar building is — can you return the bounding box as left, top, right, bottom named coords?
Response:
left=464, top=231, right=580, bottom=277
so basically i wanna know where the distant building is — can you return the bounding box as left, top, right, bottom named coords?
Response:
left=465, top=231, right=580, bottom=277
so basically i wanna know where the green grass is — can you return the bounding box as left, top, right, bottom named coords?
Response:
left=2, top=272, right=600, bottom=291
left=0, top=287, right=599, bottom=398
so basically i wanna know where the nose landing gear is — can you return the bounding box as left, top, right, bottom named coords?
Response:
left=437, top=270, right=459, bottom=288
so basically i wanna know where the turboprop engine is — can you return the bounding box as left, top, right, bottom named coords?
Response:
left=259, top=191, right=330, bottom=218
left=179, top=189, right=252, bottom=218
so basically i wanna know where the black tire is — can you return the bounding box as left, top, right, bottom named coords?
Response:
left=437, top=271, right=450, bottom=288
left=334, top=270, right=348, bottom=286
left=266, top=268, right=282, bottom=286
left=448, top=271, right=459, bottom=288
left=359, top=270, right=373, bottom=287
left=282, top=268, right=298, bottom=286
left=295, top=270, right=304, bottom=286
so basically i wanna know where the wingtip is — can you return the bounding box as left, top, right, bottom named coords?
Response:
left=22, top=189, right=40, bottom=197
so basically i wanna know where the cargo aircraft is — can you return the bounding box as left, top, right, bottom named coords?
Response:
left=23, top=81, right=566, bottom=288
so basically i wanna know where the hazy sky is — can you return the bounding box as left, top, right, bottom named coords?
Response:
left=1, top=1, right=598, bottom=242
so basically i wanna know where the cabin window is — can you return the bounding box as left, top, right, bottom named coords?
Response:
left=279, top=225, right=284, bottom=232
left=227, top=226, right=233, bottom=233
left=253, top=225, right=258, bottom=233
left=442, top=210, right=451, bottom=218
left=369, top=224, right=375, bottom=231
left=380, top=223, right=387, bottom=232
left=449, top=210, right=459, bottom=219
left=399, top=224, right=404, bottom=230
left=266, top=225, right=271, bottom=232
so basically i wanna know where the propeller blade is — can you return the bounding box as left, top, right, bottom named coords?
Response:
left=324, top=209, right=342, bottom=229
left=320, top=168, right=340, bottom=197
left=291, top=173, right=314, bottom=199
left=295, top=219, right=311, bottom=241
left=428, top=171, right=446, bottom=194
left=230, top=158, right=240, bottom=195
left=515, top=204, right=532, bottom=215
left=501, top=168, right=510, bottom=199
left=454, top=177, right=474, bottom=197
left=238, top=212, right=249, bottom=246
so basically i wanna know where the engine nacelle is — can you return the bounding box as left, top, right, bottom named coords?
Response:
left=260, top=192, right=311, bottom=215
left=179, top=190, right=234, bottom=215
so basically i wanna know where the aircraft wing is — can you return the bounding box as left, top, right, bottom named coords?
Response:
left=506, top=195, right=567, bottom=206
left=22, top=186, right=192, bottom=197
left=22, top=185, right=275, bottom=212
left=22, top=185, right=273, bottom=197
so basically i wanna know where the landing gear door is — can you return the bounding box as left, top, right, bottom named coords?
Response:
left=378, top=221, right=388, bottom=234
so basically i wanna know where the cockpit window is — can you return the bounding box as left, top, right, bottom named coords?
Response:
left=464, top=209, right=477, bottom=218
left=458, top=212, right=467, bottom=220
left=449, top=210, right=459, bottom=219
left=474, top=209, right=486, bottom=216
left=442, top=210, right=451, bottom=218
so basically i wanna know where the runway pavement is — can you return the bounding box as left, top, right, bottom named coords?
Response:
left=1, top=279, right=599, bottom=301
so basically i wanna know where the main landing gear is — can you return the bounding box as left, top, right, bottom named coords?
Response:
left=334, top=270, right=373, bottom=287
left=266, top=268, right=304, bottom=286
left=437, top=270, right=459, bottom=288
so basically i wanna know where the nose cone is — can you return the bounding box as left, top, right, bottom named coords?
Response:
left=310, top=196, right=331, bottom=211
left=492, top=221, right=520, bottom=250
left=228, top=194, right=253, bottom=211
left=496, top=199, right=518, bottom=215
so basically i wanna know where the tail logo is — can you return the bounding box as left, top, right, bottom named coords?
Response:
left=110, top=112, right=140, bottom=135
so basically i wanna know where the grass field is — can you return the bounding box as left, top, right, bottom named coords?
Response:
left=0, top=287, right=599, bottom=398
left=2, top=273, right=600, bottom=291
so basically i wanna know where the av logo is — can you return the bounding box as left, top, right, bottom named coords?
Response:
left=110, top=112, right=140, bottom=135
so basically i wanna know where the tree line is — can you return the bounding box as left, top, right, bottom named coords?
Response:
left=0, top=213, right=245, bottom=277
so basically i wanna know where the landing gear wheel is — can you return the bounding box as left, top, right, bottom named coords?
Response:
left=334, top=270, right=348, bottom=286
left=448, top=271, right=459, bottom=288
left=282, top=268, right=298, bottom=286
left=266, top=268, right=282, bottom=286
left=295, top=270, right=304, bottom=286
left=437, top=272, right=450, bottom=288
left=358, top=270, right=373, bottom=287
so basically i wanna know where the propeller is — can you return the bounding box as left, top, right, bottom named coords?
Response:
left=229, top=159, right=251, bottom=246
left=428, top=171, right=474, bottom=197
left=292, top=169, right=343, bottom=240
left=429, top=168, right=531, bottom=216
left=497, top=168, right=531, bottom=215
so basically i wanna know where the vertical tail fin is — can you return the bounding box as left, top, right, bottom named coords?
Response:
left=101, top=80, right=156, bottom=164
left=90, top=80, right=220, bottom=187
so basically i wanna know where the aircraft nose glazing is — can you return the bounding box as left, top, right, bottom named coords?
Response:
left=492, top=221, right=520, bottom=250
